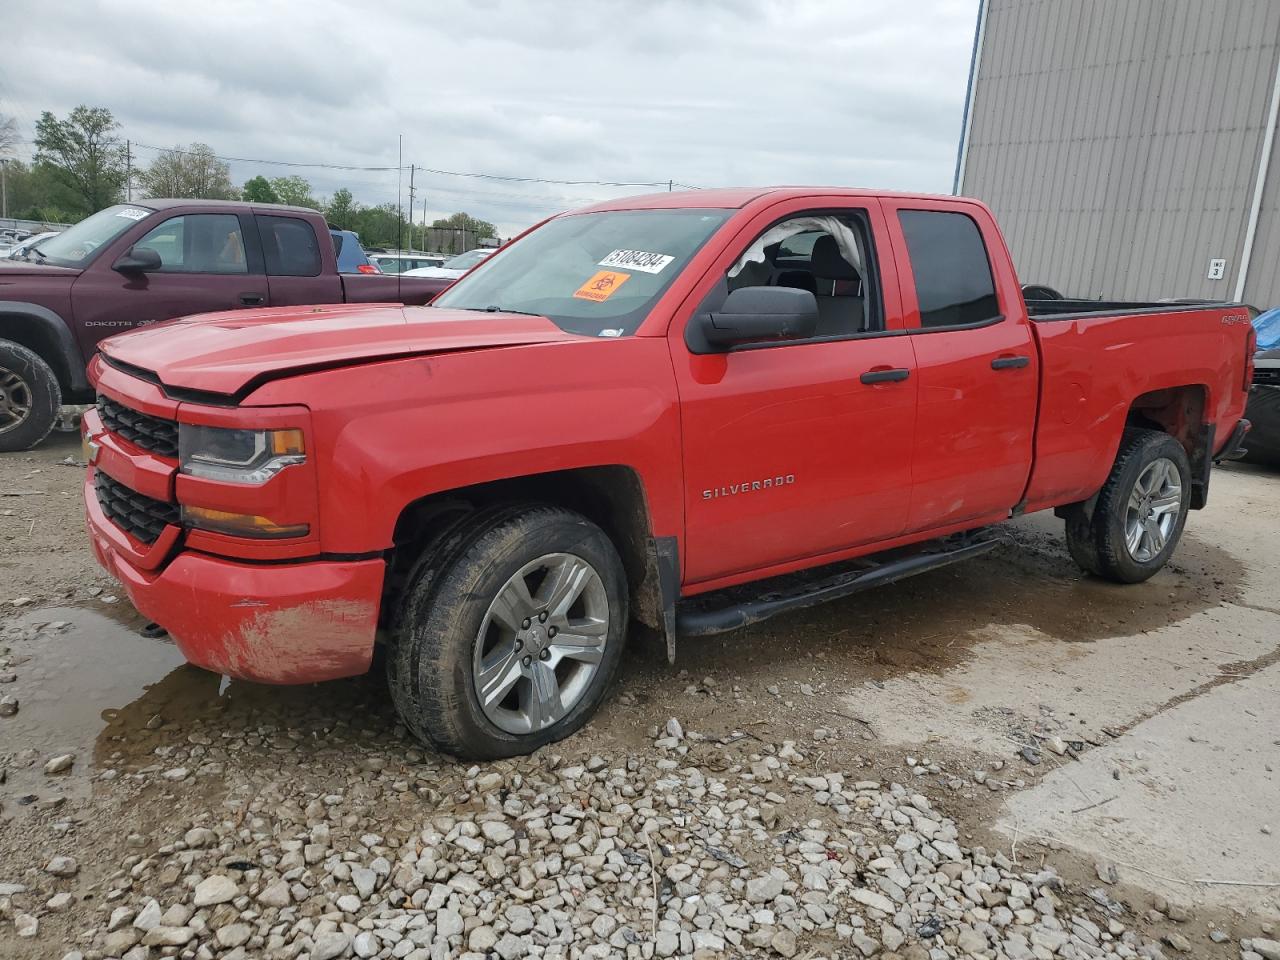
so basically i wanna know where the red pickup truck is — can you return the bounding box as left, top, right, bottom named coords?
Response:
left=0, top=199, right=450, bottom=451
left=81, top=187, right=1253, bottom=759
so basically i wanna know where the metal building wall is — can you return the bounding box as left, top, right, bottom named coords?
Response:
left=959, top=0, right=1280, bottom=308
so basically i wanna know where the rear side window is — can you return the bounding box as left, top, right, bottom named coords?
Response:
left=898, top=210, right=999, bottom=328
left=258, top=215, right=322, bottom=277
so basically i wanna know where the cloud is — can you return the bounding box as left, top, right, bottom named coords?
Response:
left=0, top=0, right=978, bottom=236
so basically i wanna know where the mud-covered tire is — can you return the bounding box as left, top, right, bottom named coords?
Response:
left=1064, top=428, right=1191, bottom=584
left=388, top=504, right=628, bottom=760
left=0, top=339, right=61, bottom=453
left=1241, top=386, right=1280, bottom=467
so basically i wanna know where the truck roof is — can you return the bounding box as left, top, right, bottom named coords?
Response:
left=125, top=198, right=321, bottom=215
left=577, top=186, right=975, bottom=213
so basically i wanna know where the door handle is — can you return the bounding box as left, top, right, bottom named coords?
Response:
left=239, top=293, right=265, bottom=306
left=991, top=355, right=1030, bottom=370
left=860, top=367, right=911, bottom=385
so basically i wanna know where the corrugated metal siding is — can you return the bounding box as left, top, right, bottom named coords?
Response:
left=961, top=0, right=1280, bottom=306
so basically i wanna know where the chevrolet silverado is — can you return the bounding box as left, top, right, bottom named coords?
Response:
left=81, top=187, right=1252, bottom=759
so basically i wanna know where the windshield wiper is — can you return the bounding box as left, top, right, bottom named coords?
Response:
left=483, top=305, right=543, bottom=317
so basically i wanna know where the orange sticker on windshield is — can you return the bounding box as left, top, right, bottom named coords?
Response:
left=573, top=270, right=631, bottom=302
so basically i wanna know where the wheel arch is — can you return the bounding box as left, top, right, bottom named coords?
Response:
left=1124, top=383, right=1213, bottom=508
left=385, top=464, right=678, bottom=659
left=0, top=302, right=89, bottom=397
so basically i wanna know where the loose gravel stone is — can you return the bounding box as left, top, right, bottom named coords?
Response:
left=192, top=874, right=238, bottom=906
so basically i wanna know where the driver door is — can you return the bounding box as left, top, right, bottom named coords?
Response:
left=669, top=197, right=919, bottom=587
left=71, top=212, right=270, bottom=349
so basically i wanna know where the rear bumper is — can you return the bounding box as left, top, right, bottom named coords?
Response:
left=86, top=473, right=384, bottom=684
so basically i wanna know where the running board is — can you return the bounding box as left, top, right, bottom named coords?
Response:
left=675, top=535, right=1001, bottom=638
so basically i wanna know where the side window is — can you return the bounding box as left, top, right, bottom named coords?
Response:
left=897, top=210, right=999, bottom=328
left=134, top=215, right=247, bottom=274
left=726, top=212, right=880, bottom=337
left=257, top=215, right=322, bottom=277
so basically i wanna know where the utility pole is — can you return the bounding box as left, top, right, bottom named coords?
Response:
left=125, top=140, right=132, bottom=201
left=1, top=159, right=8, bottom=220
left=407, top=164, right=415, bottom=252
left=422, top=196, right=428, bottom=252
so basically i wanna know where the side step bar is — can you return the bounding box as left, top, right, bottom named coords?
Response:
left=676, top=535, right=1001, bottom=638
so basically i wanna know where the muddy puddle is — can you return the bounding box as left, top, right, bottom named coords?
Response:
left=0, top=605, right=393, bottom=804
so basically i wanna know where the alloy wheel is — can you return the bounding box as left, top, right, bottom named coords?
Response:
left=472, top=552, right=610, bottom=735
left=0, top=367, right=33, bottom=435
left=1123, top=457, right=1182, bottom=562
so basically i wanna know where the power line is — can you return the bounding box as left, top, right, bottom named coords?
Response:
left=129, top=140, right=700, bottom=189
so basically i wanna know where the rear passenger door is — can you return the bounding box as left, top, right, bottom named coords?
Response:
left=255, top=214, right=342, bottom=306
left=882, top=200, right=1038, bottom=534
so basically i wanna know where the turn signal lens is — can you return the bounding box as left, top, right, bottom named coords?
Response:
left=182, top=505, right=309, bottom=540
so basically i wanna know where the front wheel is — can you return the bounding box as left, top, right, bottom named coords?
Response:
left=0, top=339, right=61, bottom=453
left=388, top=505, right=628, bottom=759
left=1064, top=428, right=1191, bottom=583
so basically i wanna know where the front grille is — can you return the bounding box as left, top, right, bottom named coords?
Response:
left=94, top=471, right=179, bottom=545
left=1255, top=367, right=1280, bottom=387
left=97, top=394, right=179, bottom=458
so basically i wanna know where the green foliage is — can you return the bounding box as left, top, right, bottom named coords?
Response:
left=138, top=143, right=238, bottom=200
left=33, top=105, right=128, bottom=216
left=0, top=159, right=81, bottom=223
left=431, top=211, right=496, bottom=239
left=269, top=175, right=318, bottom=209
left=242, top=175, right=279, bottom=204
left=324, top=188, right=357, bottom=230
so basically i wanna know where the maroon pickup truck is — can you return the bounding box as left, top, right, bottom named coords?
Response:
left=0, top=199, right=451, bottom=451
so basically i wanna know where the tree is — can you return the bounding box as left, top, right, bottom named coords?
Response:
left=242, top=175, right=279, bottom=204
left=138, top=142, right=238, bottom=200
left=33, top=105, right=127, bottom=215
left=431, top=211, right=496, bottom=238
left=325, top=188, right=357, bottom=229
left=269, top=175, right=317, bottom=209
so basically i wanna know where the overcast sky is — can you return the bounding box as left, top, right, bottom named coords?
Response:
left=2, top=0, right=980, bottom=237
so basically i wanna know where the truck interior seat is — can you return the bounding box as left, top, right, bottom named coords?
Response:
left=809, top=234, right=866, bottom=335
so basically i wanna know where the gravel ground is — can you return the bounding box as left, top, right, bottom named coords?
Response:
left=1, top=433, right=1277, bottom=960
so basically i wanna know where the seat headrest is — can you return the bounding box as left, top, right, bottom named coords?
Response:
left=810, top=234, right=859, bottom=280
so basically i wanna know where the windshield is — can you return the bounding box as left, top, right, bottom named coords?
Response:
left=432, top=209, right=731, bottom=336
left=28, top=204, right=153, bottom=267
left=444, top=249, right=490, bottom=271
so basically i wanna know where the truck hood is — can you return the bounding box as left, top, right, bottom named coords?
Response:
left=99, top=303, right=584, bottom=396
left=0, top=260, right=80, bottom=279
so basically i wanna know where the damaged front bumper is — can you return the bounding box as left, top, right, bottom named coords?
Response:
left=86, top=470, right=384, bottom=684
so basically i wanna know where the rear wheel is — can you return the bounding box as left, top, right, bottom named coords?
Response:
left=0, top=339, right=61, bottom=453
left=388, top=505, right=628, bottom=759
left=1064, top=428, right=1191, bottom=583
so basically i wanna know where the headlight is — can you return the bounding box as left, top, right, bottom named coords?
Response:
left=179, top=424, right=305, bottom=484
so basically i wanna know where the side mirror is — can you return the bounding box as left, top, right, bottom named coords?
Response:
left=113, top=246, right=162, bottom=273
left=698, top=286, right=818, bottom=348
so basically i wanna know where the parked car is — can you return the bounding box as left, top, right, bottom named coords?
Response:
left=81, top=186, right=1251, bottom=760
left=1241, top=306, right=1280, bottom=466
left=402, top=248, right=495, bottom=279
left=3, top=231, right=61, bottom=261
left=330, top=228, right=380, bottom=274
left=0, top=199, right=453, bottom=451
left=369, top=251, right=447, bottom=274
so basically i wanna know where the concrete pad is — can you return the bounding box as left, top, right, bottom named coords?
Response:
left=1001, top=661, right=1280, bottom=916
